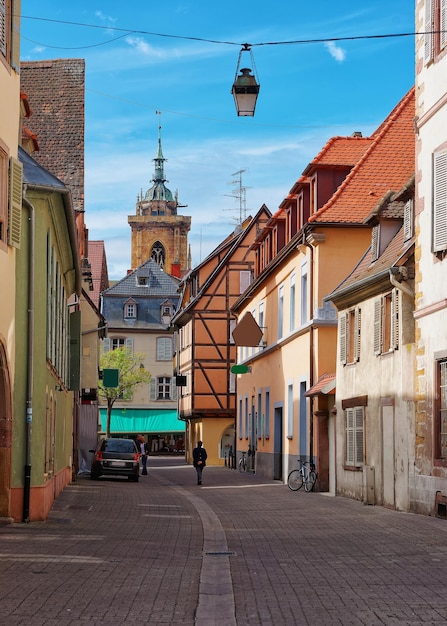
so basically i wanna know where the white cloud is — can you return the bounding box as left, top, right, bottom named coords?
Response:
left=324, top=41, right=346, bottom=62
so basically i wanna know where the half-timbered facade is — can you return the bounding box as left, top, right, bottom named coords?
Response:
left=172, top=207, right=271, bottom=466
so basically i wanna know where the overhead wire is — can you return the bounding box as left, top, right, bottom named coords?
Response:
left=20, top=14, right=438, bottom=51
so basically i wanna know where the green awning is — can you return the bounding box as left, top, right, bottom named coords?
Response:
left=99, top=408, right=185, bottom=434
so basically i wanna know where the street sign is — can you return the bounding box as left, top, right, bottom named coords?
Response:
left=231, top=364, right=251, bottom=374
left=103, top=368, right=119, bottom=388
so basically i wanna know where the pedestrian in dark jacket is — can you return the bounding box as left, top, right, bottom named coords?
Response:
left=192, top=441, right=207, bottom=485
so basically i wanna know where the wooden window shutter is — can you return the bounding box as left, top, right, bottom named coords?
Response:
left=0, top=0, right=6, bottom=57
left=424, top=0, right=434, bottom=63
left=69, top=310, right=81, bottom=391
left=391, top=289, right=399, bottom=350
left=339, top=313, right=347, bottom=365
left=373, top=299, right=382, bottom=355
left=434, top=150, right=447, bottom=252
left=441, top=0, right=447, bottom=50
left=354, top=407, right=364, bottom=465
left=8, top=156, right=22, bottom=248
left=11, top=0, right=20, bottom=70
left=403, top=199, right=413, bottom=241
left=354, top=308, right=361, bottom=363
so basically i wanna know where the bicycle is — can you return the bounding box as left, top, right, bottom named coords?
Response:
left=287, top=460, right=317, bottom=492
left=238, top=451, right=248, bottom=472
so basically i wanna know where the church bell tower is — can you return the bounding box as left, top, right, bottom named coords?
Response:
left=128, top=115, right=191, bottom=277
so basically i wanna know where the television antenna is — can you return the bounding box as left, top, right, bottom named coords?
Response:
left=224, top=169, right=250, bottom=224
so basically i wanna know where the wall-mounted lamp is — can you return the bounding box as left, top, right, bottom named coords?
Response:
left=231, top=44, right=260, bottom=116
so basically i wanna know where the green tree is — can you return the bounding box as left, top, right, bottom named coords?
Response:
left=98, top=347, right=151, bottom=437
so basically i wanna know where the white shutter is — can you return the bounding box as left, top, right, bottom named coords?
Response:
left=102, top=338, right=111, bottom=353
left=125, top=337, right=134, bottom=352
left=441, top=0, right=447, bottom=50
left=403, top=199, right=413, bottom=241
left=354, top=407, right=364, bottom=465
left=339, top=313, right=347, bottom=365
left=8, top=157, right=22, bottom=248
left=434, top=150, right=447, bottom=252
left=346, top=408, right=354, bottom=465
left=373, top=299, right=382, bottom=356
left=149, top=378, right=156, bottom=401
left=371, top=225, right=379, bottom=260
left=391, top=289, right=399, bottom=350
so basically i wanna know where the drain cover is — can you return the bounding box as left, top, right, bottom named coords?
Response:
left=205, top=551, right=235, bottom=556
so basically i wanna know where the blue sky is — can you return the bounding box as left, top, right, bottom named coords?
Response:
left=20, top=2, right=415, bottom=280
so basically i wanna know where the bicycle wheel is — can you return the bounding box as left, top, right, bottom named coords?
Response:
left=287, top=469, right=303, bottom=491
left=238, top=458, right=246, bottom=473
left=304, top=470, right=317, bottom=492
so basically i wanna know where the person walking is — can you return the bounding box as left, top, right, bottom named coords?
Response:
left=138, top=435, right=148, bottom=475
left=192, top=440, right=207, bottom=485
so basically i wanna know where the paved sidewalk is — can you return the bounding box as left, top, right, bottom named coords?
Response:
left=0, top=458, right=447, bottom=625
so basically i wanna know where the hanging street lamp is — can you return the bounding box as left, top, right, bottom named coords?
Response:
left=231, top=44, right=260, bottom=116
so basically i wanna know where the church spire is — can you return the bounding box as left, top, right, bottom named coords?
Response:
left=144, top=111, right=174, bottom=202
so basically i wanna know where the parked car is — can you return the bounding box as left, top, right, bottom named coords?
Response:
left=90, top=438, right=140, bottom=482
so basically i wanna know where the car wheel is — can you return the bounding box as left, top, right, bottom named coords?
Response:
left=128, top=474, right=139, bottom=482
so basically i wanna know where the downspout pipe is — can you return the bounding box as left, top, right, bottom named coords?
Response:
left=298, top=230, right=315, bottom=464
left=22, top=195, right=35, bottom=523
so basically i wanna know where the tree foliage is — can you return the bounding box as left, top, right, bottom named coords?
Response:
left=98, top=347, right=151, bottom=437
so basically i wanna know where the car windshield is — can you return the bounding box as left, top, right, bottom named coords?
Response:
left=101, top=440, right=136, bottom=454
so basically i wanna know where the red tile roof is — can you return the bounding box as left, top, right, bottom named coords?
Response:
left=303, top=135, right=373, bottom=174
left=309, top=87, right=415, bottom=224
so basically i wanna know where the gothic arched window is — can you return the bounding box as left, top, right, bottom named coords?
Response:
left=151, top=241, right=166, bottom=268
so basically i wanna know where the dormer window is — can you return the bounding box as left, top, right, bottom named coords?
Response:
left=161, top=300, right=173, bottom=323
left=124, top=299, right=137, bottom=319
left=138, top=276, right=147, bottom=286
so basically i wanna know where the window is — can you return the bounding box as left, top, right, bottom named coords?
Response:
left=300, top=262, right=308, bottom=325
left=278, top=284, right=284, bottom=340
left=345, top=407, right=364, bottom=467
left=265, top=390, right=270, bottom=439
left=258, top=301, right=264, bottom=347
left=289, top=271, right=296, bottom=332
left=424, top=0, right=447, bottom=63
left=151, top=241, right=166, bottom=267
left=124, top=301, right=136, bottom=319
left=433, top=149, right=447, bottom=253
left=436, top=359, right=447, bottom=460
left=102, top=337, right=134, bottom=352
left=339, top=307, right=361, bottom=365
left=240, top=270, right=252, bottom=294
left=257, top=392, right=262, bottom=439
left=157, top=336, right=172, bottom=361
left=287, top=382, right=294, bottom=438
left=374, top=290, right=399, bottom=355
left=151, top=376, right=172, bottom=400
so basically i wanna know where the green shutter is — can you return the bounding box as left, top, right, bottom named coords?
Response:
left=69, top=310, right=81, bottom=391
